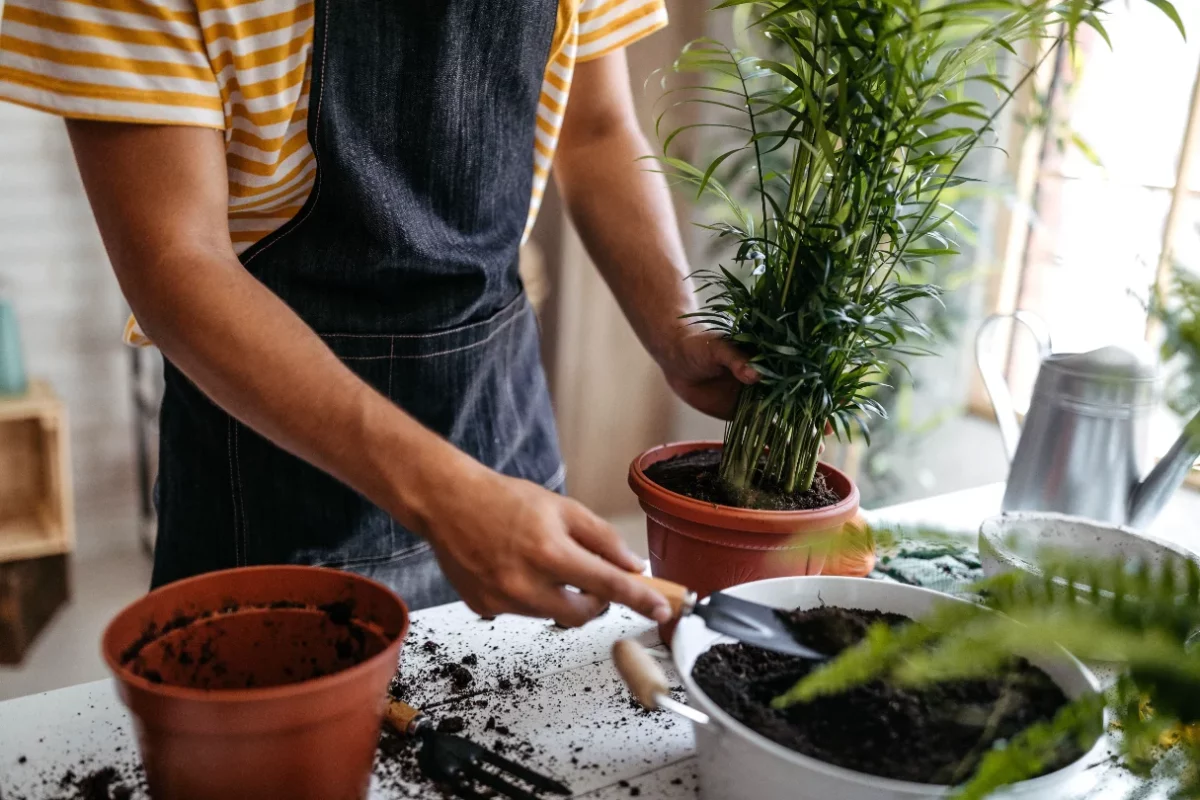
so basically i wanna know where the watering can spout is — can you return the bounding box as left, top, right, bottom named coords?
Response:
left=1128, top=410, right=1200, bottom=529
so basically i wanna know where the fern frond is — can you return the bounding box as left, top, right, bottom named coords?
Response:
left=773, top=549, right=1200, bottom=795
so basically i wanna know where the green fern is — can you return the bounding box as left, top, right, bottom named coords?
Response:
left=774, top=546, right=1200, bottom=796
left=956, top=693, right=1106, bottom=800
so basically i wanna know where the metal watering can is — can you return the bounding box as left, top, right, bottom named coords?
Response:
left=977, top=311, right=1200, bottom=529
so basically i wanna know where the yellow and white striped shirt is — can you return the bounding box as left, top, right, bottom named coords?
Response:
left=0, top=0, right=668, bottom=343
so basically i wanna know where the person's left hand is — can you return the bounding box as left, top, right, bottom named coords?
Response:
left=655, top=327, right=833, bottom=453
left=656, top=325, right=759, bottom=419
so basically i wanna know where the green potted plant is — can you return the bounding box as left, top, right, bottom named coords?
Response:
left=762, top=544, right=1200, bottom=798
left=628, top=0, right=1187, bottom=599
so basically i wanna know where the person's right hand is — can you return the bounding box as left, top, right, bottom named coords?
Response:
left=417, top=462, right=673, bottom=628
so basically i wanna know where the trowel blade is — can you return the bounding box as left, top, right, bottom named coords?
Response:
left=694, top=592, right=826, bottom=660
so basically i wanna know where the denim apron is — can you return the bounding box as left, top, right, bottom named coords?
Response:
left=151, top=0, right=563, bottom=612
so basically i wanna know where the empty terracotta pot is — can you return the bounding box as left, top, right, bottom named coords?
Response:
left=629, top=441, right=872, bottom=640
left=101, top=565, right=409, bottom=800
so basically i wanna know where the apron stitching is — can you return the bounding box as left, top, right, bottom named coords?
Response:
left=226, top=417, right=241, bottom=567
left=387, top=336, right=395, bottom=396
left=503, top=312, right=521, bottom=428
left=321, top=295, right=525, bottom=340
left=309, top=541, right=432, bottom=570
left=234, top=423, right=248, bottom=566
left=391, top=309, right=523, bottom=360
left=240, top=4, right=331, bottom=269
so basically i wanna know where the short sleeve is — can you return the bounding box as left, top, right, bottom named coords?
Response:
left=0, top=0, right=224, bottom=127
left=575, top=0, right=667, bottom=62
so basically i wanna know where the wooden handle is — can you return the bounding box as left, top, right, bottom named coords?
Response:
left=628, top=574, right=694, bottom=620
left=385, top=698, right=424, bottom=736
left=612, top=639, right=670, bottom=711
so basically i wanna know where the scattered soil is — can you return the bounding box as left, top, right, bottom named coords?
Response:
left=5, top=758, right=146, bottom=800
left=692, top=606, right=1083, bottom=784
left=436, top=716, right=466, bottom=734
left=645, top=448, right=841, bottom=511
left=377, top=614, right=684, bottom=797
left=11, top=609, right=693, bottom=800
left=68, top=767, right=131, bottom=800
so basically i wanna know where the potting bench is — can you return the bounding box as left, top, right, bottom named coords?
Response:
left=1, top=483, right=1198, bottom=799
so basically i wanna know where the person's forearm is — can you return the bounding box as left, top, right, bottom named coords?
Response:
left=66, top=119, right=668, bottom=625
left=554, top=120, right=696, bottom=364
left=121, top=246, right=475, bottom=537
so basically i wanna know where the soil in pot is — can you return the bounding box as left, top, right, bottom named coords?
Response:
left=692, top=607, right=1083, bottom=784
left=119, top=600, right=389, bottom=690
left=644, top=448, right=840, bottom=511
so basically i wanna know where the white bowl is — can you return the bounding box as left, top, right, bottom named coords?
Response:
left=672, top=576, right=1105, bottom=800
left=979, top=511, right=1198, bottom=581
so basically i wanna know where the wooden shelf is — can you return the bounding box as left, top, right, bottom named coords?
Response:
left=0, top=381, right=59, bottom=423
left=0, top=507, right=66, bottom=562
left=0, top=380, right=73, bottom=564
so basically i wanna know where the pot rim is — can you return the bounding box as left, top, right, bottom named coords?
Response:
left=674, top=575, right=1106, bottom=795
left=979, top=510, right=1200, bottom=577
left=101, top=565, right=409, bottom=704
left=629, top=440, right=860, bottom=532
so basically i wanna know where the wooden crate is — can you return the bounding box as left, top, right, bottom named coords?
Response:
left=0, top=553, right=70, bottom=664
left=0, top=381, right=74, bottom=563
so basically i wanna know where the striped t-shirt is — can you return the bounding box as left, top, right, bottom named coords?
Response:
left=0, top=0, right=668, bottom=344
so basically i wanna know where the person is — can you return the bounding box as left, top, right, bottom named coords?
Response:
left=0, top=0, right=759, bottom=627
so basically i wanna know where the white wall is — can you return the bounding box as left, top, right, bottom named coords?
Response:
left=0, top=101, right=140, bottom=561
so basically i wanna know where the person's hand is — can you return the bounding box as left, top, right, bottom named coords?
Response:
left=655, top=325, right=759, bottom=419
left=419, top=464, right=673, bottom=627
left=654, top=324, right=834, bottom=448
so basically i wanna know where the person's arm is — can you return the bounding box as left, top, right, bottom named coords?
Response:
left=67, top=120, right=670, bottom=627
left=554, top=51, right=759, bottom=420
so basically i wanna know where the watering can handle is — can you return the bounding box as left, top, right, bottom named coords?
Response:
left=975, top=311, right=1053, bottom=462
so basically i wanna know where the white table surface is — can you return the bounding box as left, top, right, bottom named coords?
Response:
left=3, top=484, right=1197, bottom=799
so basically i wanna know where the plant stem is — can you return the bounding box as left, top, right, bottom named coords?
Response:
left=721, top=384, right=825, bottom=498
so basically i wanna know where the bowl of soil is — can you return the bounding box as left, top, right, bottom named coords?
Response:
left=672, top=575, right=1105, bottom=800
left=101, top=565, right=409, bottom=800
left=629, top=442, right=872, bottom=611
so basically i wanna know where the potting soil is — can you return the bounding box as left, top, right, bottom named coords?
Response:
left=645, top=448, right=841, bottom=510
left=692, top=606, right=1084, bottom=784
left=119, top=600, right=386, bottom=690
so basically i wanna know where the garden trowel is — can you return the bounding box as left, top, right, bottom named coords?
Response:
left=631, top=574, right=826, bottom=659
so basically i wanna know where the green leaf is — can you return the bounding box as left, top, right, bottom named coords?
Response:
left=1069, top=133, right=1102, bottom=166
left=648, top=0, right=1106, bottom=501
left=1080, top=14, right=1114, bottom=50
left=1146, top=0, right=1186, bottom=40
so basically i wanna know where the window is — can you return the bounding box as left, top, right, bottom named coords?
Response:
left=979, top=3, right=1200, bottom=460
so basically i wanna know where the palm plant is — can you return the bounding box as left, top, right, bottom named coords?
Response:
left=654, top=0, right=1185, bottom=505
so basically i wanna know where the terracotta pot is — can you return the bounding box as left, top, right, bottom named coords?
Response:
left=101, top=566, right=409, bottom=800
left=629, top=441, right=872, bottom=639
